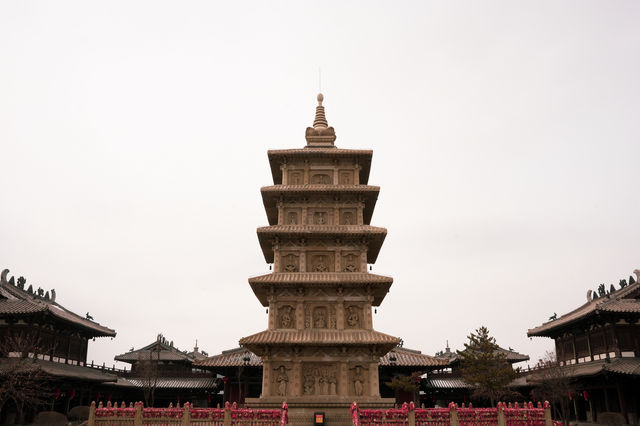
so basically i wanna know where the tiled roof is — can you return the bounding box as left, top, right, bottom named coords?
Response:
left=0, top=274, right=116, bottom=337
left=115, top=339, right=197, bottom=363
left=533, top=358, right=640, bottom=379
left=379, top=348, right=448, bottom=367
left=261, top=185, right=380, bottom=225
left=0, top=358, right=118, bottom=383
left=267, top=148, right=373, bottom=185
left=441, top=346, right=529, bottom=364
left=249, top=272, right=393, bottom=284
left=248, top=273, right=393, bottom=306
left=528, top=282, right=640, bottom=337
left=196, top=346, right=446, bottom=369
left=422, top=377, right=473, bottom=389
left=113, top=377, right=221, bottom=389
left=194, top=347, right=263, bottom=368
left=256, top=225, right=386, bottom=264
left=240, top=329, right=400, bottom=347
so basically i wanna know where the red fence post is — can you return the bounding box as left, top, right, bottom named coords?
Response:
left=133, top=401, right=143, bottom=426
left=449, top=402, right=459, bottom=426
left=544, top=401, right=552, bottom=426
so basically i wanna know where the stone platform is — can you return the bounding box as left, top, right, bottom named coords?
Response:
left=247, top=396, right=395, bottom=426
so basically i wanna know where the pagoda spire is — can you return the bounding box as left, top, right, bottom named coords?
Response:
left=305, top=93, right=336, bottom=147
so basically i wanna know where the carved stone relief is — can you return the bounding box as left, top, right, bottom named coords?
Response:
left=339, top=170, right=353, bottom=185
left=278, top=305, right=295, bottom=329
left=307, top=252, right=334, bottom=272
left=273, top=365, right=291, bottom=396
left=350, top=365, right=368, bottom=396
left=340, top=208, right=357, bottom=225
left=308, top=208, right=333, bottom=225
left=302, top=363, right=337, bottom=396
left=345, top=305, right=361, bottom=328
left=305, top=304, right=336, bottom=329
left=280, top=253, right=299, bottom=272
left=342, top=252, right=360, bottom=272
left=288, top=170, right=303, bottom=185
left=283, top=209, right=300, bottom=224
left=310, top=172, right=332, bottom=184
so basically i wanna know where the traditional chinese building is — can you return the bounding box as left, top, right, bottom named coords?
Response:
left=0, top=268, right=117, bottom=422
left=232, top=93, right=401, bottom=424
left=527, top=269, right=640, bottom=424
left=196, top=344, right=447, bottom=407
left=104, top=334, right=221, bottom=407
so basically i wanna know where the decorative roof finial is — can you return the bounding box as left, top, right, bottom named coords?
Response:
left=306, top=93, right=336, bottom=147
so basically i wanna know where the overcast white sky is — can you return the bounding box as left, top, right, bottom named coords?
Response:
left=1, top=1, right=639, bottom=369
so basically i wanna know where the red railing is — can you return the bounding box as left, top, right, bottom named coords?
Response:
left=351, top=401, right=562, bottom=426
left=90, top=401, right=288, bottom=425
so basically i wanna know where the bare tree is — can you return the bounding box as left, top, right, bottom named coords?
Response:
left=529, top=352, right=575, bottom=426
left=137, top=349, right=160, bottom=407
left=0, top=332, right=54, bottom=422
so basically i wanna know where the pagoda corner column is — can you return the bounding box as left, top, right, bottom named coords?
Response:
left=338, top=361, right=348, bottom=396
left=262, top=359, right=272, bottom=397
left=293, top=360, right=302, bottom=397
left=368, top=362, right=379, bottom=397
left=336, top=301, right=344, bottom=329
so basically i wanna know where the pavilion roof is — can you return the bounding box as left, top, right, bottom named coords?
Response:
left=528, top=281, right=640, bottom=337
left=110, top=377, right=221, bottom=389
left=195, top=345, right=447, bottom=370
left=0, top=358, right=118, bottom=383
left=436, top=345, right=529, bottom=364
left=527, top=358, right=640, bottom=380
left=0, top=269, right=116, bottom=337
left=267, top=148, right=373, bottom=186
left=115, top=336, right=198, bottom=364
left=379, top=347, right=449, bottom=367
left=248, top=272, right=393, bottom=306
left=256, top=225, right=386, bottom=264
left=194, top=347, right=263, bottom=368
left=261, top=184, right=380, bottom=225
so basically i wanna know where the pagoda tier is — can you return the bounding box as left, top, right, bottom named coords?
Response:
left=244, top=94, right=398, bottom=421
left=266, top=148, right=373, bottom=185
left=248, top=272, right=393, bottom=306
left=261, top=184, right=380, bottom=225
left=257, top=224, right=387, bottom=264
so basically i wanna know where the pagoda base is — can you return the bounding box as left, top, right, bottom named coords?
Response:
left=246, top=396, right=395, bottom=426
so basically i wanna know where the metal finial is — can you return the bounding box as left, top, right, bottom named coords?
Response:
left=317, top=93, right=324, bottom=106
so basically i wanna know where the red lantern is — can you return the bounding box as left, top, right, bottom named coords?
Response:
left=96, top=392, right=101, bottom=402
left=568, top=391, right=573, bottom=401
left=70, top=389, right=76, bottom=400
left=583, top=390, right=589, bottom=401
left=54, top=388, right=61, bottom=400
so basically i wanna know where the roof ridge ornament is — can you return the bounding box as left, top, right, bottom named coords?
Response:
left=305, top=93, right=336, bottom=147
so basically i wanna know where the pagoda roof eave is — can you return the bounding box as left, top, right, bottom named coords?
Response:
left=260, top=185, right=380, bottom=225
left=267, top=148, right=373, bottom=185
left=239, top=329, right=400, bottom=356
left=256, top=225, right=387, bottom=264
left=248, top=272, right=393, bottom=306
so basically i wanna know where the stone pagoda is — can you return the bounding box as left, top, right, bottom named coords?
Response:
left=241, top=94, right=399, bottom=423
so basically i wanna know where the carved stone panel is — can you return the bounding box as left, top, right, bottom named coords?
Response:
left=310, top=171, right=333, bottom=184
left=283, top=208, right=301, bottom=225
left=277, top=305, right=295, bottom=329
left=344, top=304, right=362, bottom=329
left=350, top=364, right=368, bottom=396
left=280, top=253, right=299, bottom=272
left=340, top=208, right=357, bottom=225
left=305, top=304, right=337, bottom=329
left=306, top=252, right=335, bottom=272
left=272, top=364, right=292, bottom=397
left=288, top=170, right=303, bottom=185
left=302, top=363, right=338, bottom=396
left=308, top=208, right=333, bottom=225
left=339, top=170, right=354, bottom=185
left=341, top=252, right=360, bottom=272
